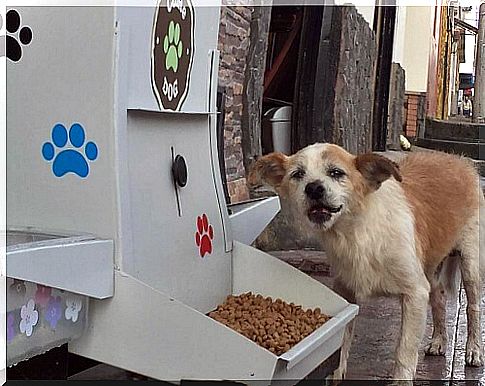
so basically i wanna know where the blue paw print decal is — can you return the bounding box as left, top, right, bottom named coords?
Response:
left=41, top=123, right=98, bottom=178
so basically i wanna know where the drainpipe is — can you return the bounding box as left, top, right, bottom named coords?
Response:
left=441, top=7, right=451, bottom=120
left=474, top=3, right=485, bottom=123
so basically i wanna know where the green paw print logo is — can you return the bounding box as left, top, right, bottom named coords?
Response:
left=163, top=21, right=183, bottom=73
left=152, top=0, right=194, bottom=111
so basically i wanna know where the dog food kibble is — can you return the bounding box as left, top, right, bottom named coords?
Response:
left=208, top=292, right=330, bottom=356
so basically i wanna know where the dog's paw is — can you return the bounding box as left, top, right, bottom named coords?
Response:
left=392, top=366, right=415, bottom=382
left=330, top=378, right=344, bottom=386
left=424, top=337, right=447, bottom=356
left=465, top=342, right=483, bottom=367
left=331, top=366, right=346, bottom=385
left=386, top=381, right=413, bottom=386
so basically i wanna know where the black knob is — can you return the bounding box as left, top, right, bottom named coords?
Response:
left=172, top=155, right=188, bottom=188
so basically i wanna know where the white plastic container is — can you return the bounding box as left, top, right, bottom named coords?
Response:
left=7, top=279, right=88, bottom=367
left=5, top=228, right=112, bottom=367
left=263, top=106, right=292, bottom=154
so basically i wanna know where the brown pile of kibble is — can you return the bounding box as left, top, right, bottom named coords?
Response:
left=208, top=292, right=330, bottom=356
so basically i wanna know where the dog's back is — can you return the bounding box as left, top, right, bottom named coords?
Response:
left=397, top=151, right=482, bottom=270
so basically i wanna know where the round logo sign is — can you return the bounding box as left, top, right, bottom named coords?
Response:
left=151, top=0, right=195, bottom=111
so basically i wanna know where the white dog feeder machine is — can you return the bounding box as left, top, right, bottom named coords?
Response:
left=6, top=2, right=358, bottom=383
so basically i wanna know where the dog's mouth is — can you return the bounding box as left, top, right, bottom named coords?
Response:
left=307, top=203, right=343, bottom=224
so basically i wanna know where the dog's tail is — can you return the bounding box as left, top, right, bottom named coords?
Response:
left=440, top=187, right=485, bottom=295
left=438, top=253, right=461, bottom=298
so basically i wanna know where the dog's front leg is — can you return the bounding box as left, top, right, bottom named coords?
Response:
left=332, top=279, right=356, bottom=383
left=393, top=286, right=429, bottom=380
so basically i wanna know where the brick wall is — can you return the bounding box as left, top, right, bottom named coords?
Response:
left=404, top=92, right=426, bottom=138
left=217, top=6, right=252, bottom=203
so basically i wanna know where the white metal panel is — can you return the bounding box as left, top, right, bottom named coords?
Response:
left=117, top=3, right=220, bottom=113
left=229, top=196, right=281, bottom=245
left=7, top=237, right=114, bottom=299
left=112, top=6, right=136, bottom=271
left=273, top=328, right=344, bottom=381
left=6, top=7, right=118, bottom=240
left=279, top=305, right=357, bottom=370
left=124, top=110, right=231, bottom=313
left=207, top=49, right=232, bottom=252
left=70, top=271, right=278, bottom=382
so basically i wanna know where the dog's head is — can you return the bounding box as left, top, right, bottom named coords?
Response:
left=248, top=143, right=402, bottom=231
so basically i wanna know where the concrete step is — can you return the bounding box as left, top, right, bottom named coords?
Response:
left=425, top=118, right=485, bottom=141
left=425, top=136, right=484, bottom=143
left=416, top=137, right=485, bottom=160
left=380, top=147, right=485, bottom=180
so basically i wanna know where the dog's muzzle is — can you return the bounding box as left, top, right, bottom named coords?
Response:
left=304, top=181, right=342, bottom=224
left=307, top=202, right=343, bottom=224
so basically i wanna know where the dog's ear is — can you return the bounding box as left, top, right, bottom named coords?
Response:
left=247, top=152, right=288, bottom=191
left=355, top=153, right=402, bottom=191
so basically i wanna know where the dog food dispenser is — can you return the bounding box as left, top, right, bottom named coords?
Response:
left=6, top=2, right=358, bottom=383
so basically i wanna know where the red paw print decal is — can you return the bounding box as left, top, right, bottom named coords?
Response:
left=195, top=214, right=214, bottom=257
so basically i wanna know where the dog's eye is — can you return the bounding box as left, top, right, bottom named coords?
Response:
left=290, top=169, right=305, bottom=180
left=328, top=168, right=345, bottom=179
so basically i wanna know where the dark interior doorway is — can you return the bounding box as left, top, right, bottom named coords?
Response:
left=264, top=6, right=302, bottom=105
left=261, top=6, right=303, bottom=155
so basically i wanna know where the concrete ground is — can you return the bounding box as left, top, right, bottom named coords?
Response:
left=271, top=250, right=485, bottom=383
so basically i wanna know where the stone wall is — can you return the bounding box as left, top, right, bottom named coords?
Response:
left=292, top=6, right=376, bottom=155
left=327, top=6, right=377, bottom=154
left=218, top=6, right=252, bottom=202
left=241, top=6, right=271, bottom=177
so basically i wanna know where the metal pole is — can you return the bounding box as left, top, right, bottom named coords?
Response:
left=474, top=2, right=485, bottom=123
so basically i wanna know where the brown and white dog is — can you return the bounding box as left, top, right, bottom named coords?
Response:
left=248, top=143, right=484, bottom=380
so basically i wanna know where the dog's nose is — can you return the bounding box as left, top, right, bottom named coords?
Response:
left=305, top=181, right=325, bottom=200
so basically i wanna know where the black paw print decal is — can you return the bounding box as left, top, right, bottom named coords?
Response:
left=5, top=9, right=32, bottom=62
